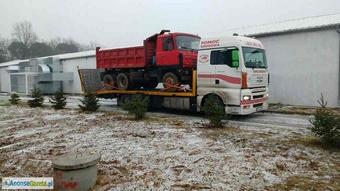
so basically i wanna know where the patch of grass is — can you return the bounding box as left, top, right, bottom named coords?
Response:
left=171, top=120, right=187, bottom=129
left=0, top=102, right=28, bottom=107
left=199, top=126, right=245, bottom=141
left=278, top=133, right=340, bottom=152
left=261, top=133, right=340, bottom=190
left=279, top=109, right=313, bottom=115
left=199, top=125, right=273, bottom=142
left=269, top=174, right=340, bottom=191
left=100, top=110, right=123, bottom=116
left=143, top=116, right=174, bottom=123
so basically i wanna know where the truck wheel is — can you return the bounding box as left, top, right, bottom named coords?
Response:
left=118, top=94, right=132, bottom=106
left=202, top=95, right=225, bottom=114
left=103, top=74, right=117, bottom=90
left=117, top=73, right=131, bottom=90
left=162, top=72, right=180, bottom=91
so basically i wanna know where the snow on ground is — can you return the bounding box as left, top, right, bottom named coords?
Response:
left=0, top=97, right=339, bottom=190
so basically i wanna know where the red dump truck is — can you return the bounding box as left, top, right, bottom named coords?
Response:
left=97, top=30, right=200, bottom=91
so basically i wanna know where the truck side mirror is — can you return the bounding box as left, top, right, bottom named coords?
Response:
left=232, top=50, right=239, bottom=67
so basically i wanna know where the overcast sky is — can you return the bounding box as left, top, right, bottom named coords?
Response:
left=0, top=0, right=339, bottom=48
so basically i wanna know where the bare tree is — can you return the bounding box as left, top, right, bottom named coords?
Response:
left=48, top=37, right=62, bottom=53
left=79, top=41, right=103, bottom=51
left=89, top=41, right=102, bottom=49
left=0, top=37, right=10, bottom=62
left=12, top=21, right=38, bottom=48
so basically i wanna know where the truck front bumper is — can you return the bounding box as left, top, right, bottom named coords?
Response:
left=226, top=88, right=269, bottom=115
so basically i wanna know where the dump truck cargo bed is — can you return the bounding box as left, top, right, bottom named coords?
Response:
left=96, top=46, right=147, bottom=69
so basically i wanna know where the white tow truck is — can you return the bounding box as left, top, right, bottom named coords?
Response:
left=78, top=34, right=269, bottom=115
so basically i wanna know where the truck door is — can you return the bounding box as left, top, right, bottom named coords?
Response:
left=157, top=37, right=178, bottom=66
left=197, top=50, right=214, bottom=86
left=210, top=48, right=241, bottom=88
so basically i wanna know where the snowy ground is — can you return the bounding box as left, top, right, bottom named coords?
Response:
left=0, top=96, right=339, bottom=190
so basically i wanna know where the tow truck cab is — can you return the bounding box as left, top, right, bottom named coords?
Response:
left=197, top=36, right=269, bottom=115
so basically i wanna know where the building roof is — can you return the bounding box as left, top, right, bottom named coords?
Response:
left=0, top=50, right=95, bottom=67
left=203, top=13, right=340, bottom=38
left=58, top=50, right=95, bottom=60
left=0, top=60, right=24, bottom=67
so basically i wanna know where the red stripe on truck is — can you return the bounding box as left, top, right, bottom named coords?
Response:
left=197, top=74, right=241, bottom=84
left=240, top=97, right=268, bottom=105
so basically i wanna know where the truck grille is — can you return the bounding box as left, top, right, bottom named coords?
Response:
left=254, top=103, right=263, bottom=108
left=253, top=95, right=264, bottom=99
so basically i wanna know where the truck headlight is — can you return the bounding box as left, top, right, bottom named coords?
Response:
left=243, top=95, right=250, bottom=100
left=266, top=93, right=269, bottom=97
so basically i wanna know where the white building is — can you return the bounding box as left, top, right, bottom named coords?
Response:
left=0, top=51, right=95, bottom=95
left=1, top=13, right=340, bottom=107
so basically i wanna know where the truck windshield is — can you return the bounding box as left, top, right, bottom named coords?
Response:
left=175, top=36, right=200, bottom=51
left=242, top=47, right=268, bottom=69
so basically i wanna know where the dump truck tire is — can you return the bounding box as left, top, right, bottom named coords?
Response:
left=162, top=72, right=179, bottom=92
left=117, top=73, right=131, bottom=90
left=103, top=74, right=117, bottom=90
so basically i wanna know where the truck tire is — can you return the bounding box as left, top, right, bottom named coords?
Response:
left=202, top=95, right=225, bottom=114
left=118, top=94, right=132, bottom=106
left=162, top=72, right=180, bottom=92
left=117, top=73, right=131, bottom=90
left=103, top=74, right=117, bottom=90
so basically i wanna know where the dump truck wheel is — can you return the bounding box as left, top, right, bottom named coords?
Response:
left=162, top=72, right=179, bottom=91
left=103, top=74, right=117, bottom=90
left=117, top=73, right=131, bottom=90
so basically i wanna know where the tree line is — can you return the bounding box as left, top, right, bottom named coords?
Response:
left=0, top=21, right=103, bottom=63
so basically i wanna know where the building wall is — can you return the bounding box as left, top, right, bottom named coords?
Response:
left=258, top=29, right=340, bottom=107
left=61, top=56, right=96, bottom=94
left=0, top=67, right=10, bottom=93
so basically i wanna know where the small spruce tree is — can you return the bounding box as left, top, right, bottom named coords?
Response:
left=27, top=86, right=44, bottom=107
left=309, top=94, right=340, bottom=147
left=9, top=93, right=20, bottom=105
left=49, top=89, right=67, bottom=110
left=78, top=92, right=100, bottom=111
left=201, top=95, right=228, bottom=128
left=121, top=94, right=149, bottom=119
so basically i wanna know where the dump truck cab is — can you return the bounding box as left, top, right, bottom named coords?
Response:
left=154, top=30, right=200, bottom=68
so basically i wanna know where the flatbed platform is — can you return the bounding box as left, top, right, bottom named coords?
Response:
left=77, top=67, right=197, bottom=97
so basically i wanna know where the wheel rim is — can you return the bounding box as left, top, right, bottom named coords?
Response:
left=104, top=76, right=111, bottom=85
left=166, top=78, right=174, bottom=85
left=118, top=74, right=129, bottom=90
